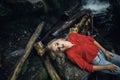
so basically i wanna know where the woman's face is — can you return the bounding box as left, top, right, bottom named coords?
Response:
left=51, top=39, right=67, bottom=52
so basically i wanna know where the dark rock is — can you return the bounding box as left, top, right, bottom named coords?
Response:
left=50, top=52, right=90, bottom=80
left=4, top=0, right=47, bottom=14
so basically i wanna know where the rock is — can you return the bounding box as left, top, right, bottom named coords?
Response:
left=6, top=49, right=24, bottom=64
left=50, top=52, right=90, bottom=80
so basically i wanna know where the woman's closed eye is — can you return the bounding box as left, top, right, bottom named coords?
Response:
left=54, top=42, right=60, bottom=52
left=55, top=43, right=59, bottom=46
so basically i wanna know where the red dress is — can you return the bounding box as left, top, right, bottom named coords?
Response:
left=66, top=32, right=98, bottom=72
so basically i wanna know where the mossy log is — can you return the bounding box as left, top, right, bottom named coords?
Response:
left=10, top=22, right=44, bottom=80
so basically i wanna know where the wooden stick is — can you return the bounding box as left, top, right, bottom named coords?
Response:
left=44, top=56, right=61, bottom=80
left=34, top=41, right=61, bottom=80
left=10, top=22, right=44, bottom=80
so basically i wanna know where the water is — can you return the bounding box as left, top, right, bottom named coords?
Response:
left=81, top=0, right=110, bottom=14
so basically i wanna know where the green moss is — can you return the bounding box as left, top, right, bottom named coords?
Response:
left=35, top=67, right=48, bottom=80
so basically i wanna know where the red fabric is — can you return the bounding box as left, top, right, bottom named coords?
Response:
left=66, top=32, right=98, bottom=72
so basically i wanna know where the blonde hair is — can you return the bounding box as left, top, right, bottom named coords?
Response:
left=47, top=38, right=65, bottom=52
left=47, top=38, right=66, bottom=60
left=47, top=38, right=58, bottom=52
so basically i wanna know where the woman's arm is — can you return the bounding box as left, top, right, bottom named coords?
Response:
left=93, top=64, right=117, bottom=72
left=93, top=40, right=113, bottom=60
left=94, top=40, right=106, bottom=53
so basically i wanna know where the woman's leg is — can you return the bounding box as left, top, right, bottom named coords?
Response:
left=92, top=50, right=120, bottom=75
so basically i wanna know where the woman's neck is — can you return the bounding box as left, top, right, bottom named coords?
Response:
left=66, top=41, right=74, bottom=49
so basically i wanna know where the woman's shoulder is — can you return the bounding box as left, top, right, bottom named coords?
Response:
left=66, top=45, right=81, bottom=54
left=67, top=32, right=78, bottom=38
left=68, top=32, right=86, bottom=37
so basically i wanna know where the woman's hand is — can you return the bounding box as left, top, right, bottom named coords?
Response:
left=106, top=64, right=117, bottom=72
left=104, top=50, right=113, bottom=60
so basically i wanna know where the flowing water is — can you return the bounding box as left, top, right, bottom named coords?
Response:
left=81, top=0, right=110, bottom=14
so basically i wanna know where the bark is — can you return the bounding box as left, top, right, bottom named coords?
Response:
left=44, top=56, right=61, bottom=80
left=10, top=22, right=44, bottom=80
left=52, top=10, right=88, bottom=37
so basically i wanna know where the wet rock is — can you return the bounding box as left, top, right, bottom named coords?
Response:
left=4, top=49, right=24, bottom=67
left=51, top=52, right=90, bottom=80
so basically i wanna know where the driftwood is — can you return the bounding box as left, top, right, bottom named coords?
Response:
left=41, top=4, right=81, bottom=41
left=41, top=17, right=65, bottom=42
left=10, top=22, right=44, bottom=80
left=64, top=3, right=81, bottom=17
left=69, top=14, right=90, bottom=33
left=44, top=56, right=61, bottom=80
left=52, top=11, right=88, bottom=37
left=42, top=10, right=89, bottom=43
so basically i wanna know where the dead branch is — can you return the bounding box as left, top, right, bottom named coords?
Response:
left=10, top=22, right=44, bottom=80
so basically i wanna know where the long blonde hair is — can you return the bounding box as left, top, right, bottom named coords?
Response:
left=47, top=38, right=58, bottom=52
left=47, top=38, right=66, bottom=60
left=47, top=38, right=65, bottom=52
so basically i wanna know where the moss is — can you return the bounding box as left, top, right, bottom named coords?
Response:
left=35, top=67, right=48, bottom=80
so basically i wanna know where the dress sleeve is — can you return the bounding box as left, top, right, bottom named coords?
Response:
left=77, top=33, right=95, bottom=42
left=87, top=36, right=95, bottom=42
left=67, top=53, right=94, bottom=72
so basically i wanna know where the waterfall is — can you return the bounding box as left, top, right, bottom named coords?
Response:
left=81, top=0, right=110, bottom=14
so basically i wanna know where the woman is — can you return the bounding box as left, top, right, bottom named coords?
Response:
left=47, top=32, right=120, bottom=75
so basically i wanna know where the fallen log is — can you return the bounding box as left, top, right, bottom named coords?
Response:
left=69, top=14, right=89, bottom=33
left=41, top=6, right=87, bottom=42
left=64, top=3, right=81, bottom=17
left=44, top=56, right=61, bottom=80
left=10, top=22, right=44, bottom=80
left=52, top=11, right=88, bottom=37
